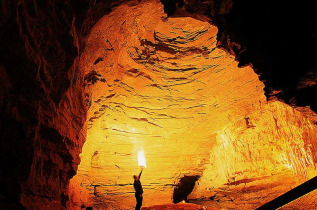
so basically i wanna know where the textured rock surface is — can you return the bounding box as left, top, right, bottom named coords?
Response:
left=68, top=1, right=317, bottom=209
left=174, top=0, right=317, bottom=112
left=0, top=0, right=86, bottom=209
left=142, top=203, right=217, bottom=210
left=0, top=0, right=129, bottom=208
left=1, top=0, right=317, bottom=209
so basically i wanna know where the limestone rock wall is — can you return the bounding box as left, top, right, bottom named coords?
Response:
left=0, top=1, right=84, bottom=209
left=68, top=1, right=317, bottom=209
left=169, top=0, right=317, bottom=113
left=0, top=0, right=132, bottom=208
left=1, top=0, right=316, bottom=209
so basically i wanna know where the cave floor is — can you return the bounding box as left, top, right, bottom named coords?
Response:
left=189, top=171, right=317, bottom=210
left=142, top=203, right=218, bottom=209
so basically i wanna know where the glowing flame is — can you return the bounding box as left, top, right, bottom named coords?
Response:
left=138, top=150, right=146, bottom=168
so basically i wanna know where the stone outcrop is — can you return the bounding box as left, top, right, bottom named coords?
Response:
left=0, top=0, right=118, bottom=208
left=1, top=0, right=134, bottom=208
left=0, top=0, right=86, bottom=207
left=162, top=0, right=317, bottom=113
left=68, top=1, right=317, bottom=209
left=0, top=0, right=316, bottom=209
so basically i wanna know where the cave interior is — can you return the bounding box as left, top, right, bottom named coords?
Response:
left=0, top=0, right=317, bottom=209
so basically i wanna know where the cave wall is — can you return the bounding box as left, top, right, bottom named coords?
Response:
left=0, top=0, right=316, bottom=209
left=0, top=0, right=124, bottom=208
left=192, top=100, right=317, bottom=209
left=174, top=0, right=317, bottom=112
left=68, top=1, right=317, bottom=209
left=0, top=2, right=81, bottom=209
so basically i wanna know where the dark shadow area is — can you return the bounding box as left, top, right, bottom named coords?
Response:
left=160, top=0, right=317, bottom=112
left=173, top=175, right=200, bottom=203
left=215, top=0, right=317, bottom=112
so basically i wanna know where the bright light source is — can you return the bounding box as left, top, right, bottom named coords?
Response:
left=138, top=150, right=146, bottom=168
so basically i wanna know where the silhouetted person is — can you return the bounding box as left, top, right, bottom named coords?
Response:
left=133, top=167, right=144, bottom=210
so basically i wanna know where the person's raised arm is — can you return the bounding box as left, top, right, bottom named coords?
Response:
left=139, top=168, right=143, bottom=179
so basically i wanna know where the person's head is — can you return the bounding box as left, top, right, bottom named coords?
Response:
left=133, top=175, right=139, bottom=181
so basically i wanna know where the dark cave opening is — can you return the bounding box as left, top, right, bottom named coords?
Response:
left=173, top=175, right=200, bottom=203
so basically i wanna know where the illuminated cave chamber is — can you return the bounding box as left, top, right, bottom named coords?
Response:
left=68, top=1, right=317, bottom=209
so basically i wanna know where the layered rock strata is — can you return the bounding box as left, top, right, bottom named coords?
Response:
left=68, top=1, right=317, bottom=209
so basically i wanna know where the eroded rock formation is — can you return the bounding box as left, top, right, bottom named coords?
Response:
left=68, top=1, right=317, bottom=209
left=0, top=0, right=316, bottom=209
left=0, top=0, right=87, bottom=207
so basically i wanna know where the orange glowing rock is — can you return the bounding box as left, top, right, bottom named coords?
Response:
left=68, top=0, right=317, bottom=209
left=142, top=203, right=216, bottom=210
